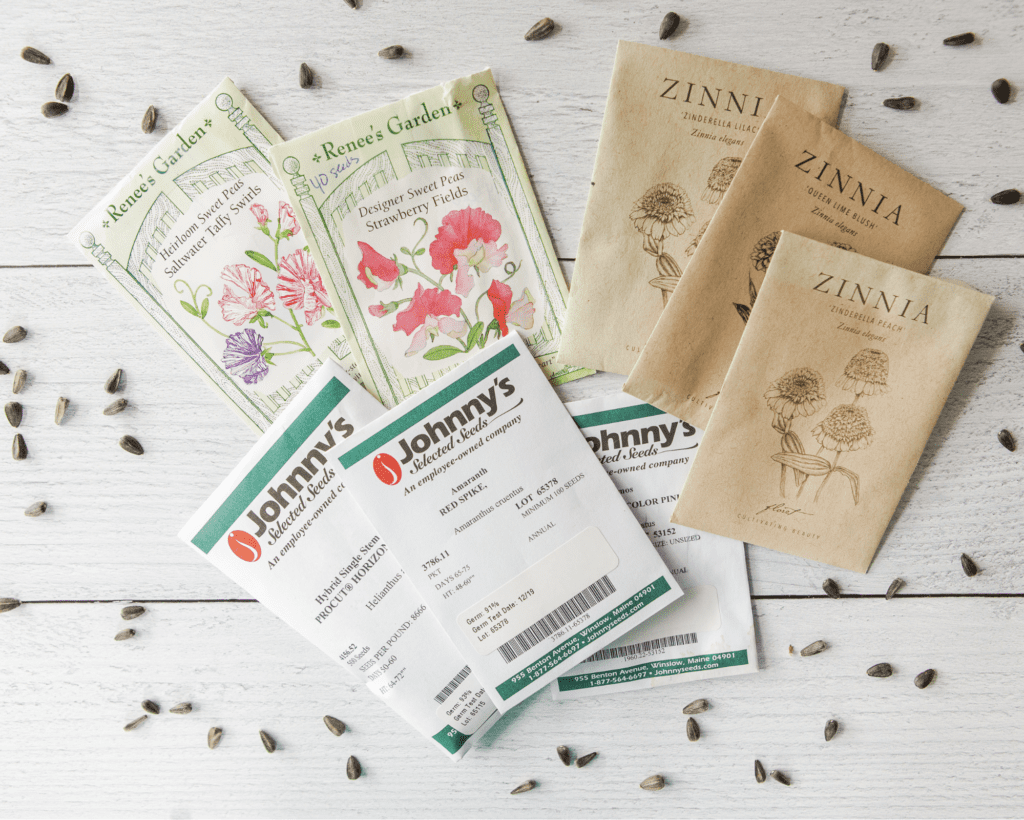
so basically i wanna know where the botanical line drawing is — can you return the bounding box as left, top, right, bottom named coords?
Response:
left=631, top=182, right=694, bottom=307
left=736, top=230, right=778, bottom=324
left=702, top=157, right=742, bottom=204
left=685, top=221, right=710, bottom=257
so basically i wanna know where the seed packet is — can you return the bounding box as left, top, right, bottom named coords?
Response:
left=624, top=96, right=965, bottom=429
left=179, top=361, right=500, bottom=759
left=69, top=78, right=355, bottom=433
left=268, top=69, right=591, bottom=408
left=672, top=233, right=993, bottom=572
left=336, top=334, right=682, bottom=709
left=552, top=393, right=756, bottom=698
left=557, top=42, right=845, bottom=376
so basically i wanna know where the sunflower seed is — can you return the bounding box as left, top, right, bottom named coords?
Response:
left=914, top=668, right=936, bottom=689
left=4, top=326, right=27, bottom=343
left=510, top=780, right=535, bottom=794
left=102, top=398, right=128, bottom=416
left=824, top=719, right=838, bottom=741
left=754, top=759, right=766, bottom=783
left=770, top=770, right=791, bottom=786
left=24, top=501, right=47, bottom=517
left=659, top=12, right=681, bottom=40
left=13, top=433, right=27, bottom=460
left=119, top=435, right=144, bottom=456
left=12, top=370, right=26, bottom=394
left=867, top=662, right=893, bottom=677
left=207, top=727, right=223, bottom=749
left=871, top=42, right=890, bottom=71
left=142, top=700, right=160, bottom=715
left=886, top=578, right=904, bottom=599
left=124, top=715, right=148, bottom=731
left=42, top=102, right=69, bottom=118
left=525, top=17, right=556, bottom=41
left=141, top=106, right=157, bottom=134
left=992, top=78, right=1011, bottom=104
left=54, top=397, right=69, bottom=425
left=347, top=755, right=362, bottom=780
left=121, top=605, right=145, bottom=620
left=170, top=702, right=192, bottom=714
left=556, top=745, right=571, bottom=766
left=0, top=598, right=21, bottom=613
left=259, top=730, right=276, bottom=753
left=822, top=578, right=840, bottom=598
left=686, top=717, right=700, bottom=742
left=640, top=774, right=665, bottom=791
left=683, top=698, right=709, bottom=714
left=21, top=46, right=52, bottom=65
left=883, top=96, right=916, bottom=110
left=55, top=73, right=75, bottom=102
left=104, top=368, right=123, bottom=394
left=998, top=429, right=1016, bottom=451
left=115, top=628, right=135, bottom=641
left=324, top=715, right=346, bottom=736
left=576, top=752, right=598, bottom=768
left=943, top=32, right=975, bottom=46
left=800, top=640, right=827, bottom=657
left=788, top=644, right=794, bottom=655
left=299, top=63, right=314, bottom=89
left=0, top=361, right=7, bottom=375
left=991, top=189, right=1022, bottom=205
left=342, top=0, right=358, bottom=8
left=378, top=45, right=405, bottom=59
left=5, top=402, right=22, bottom=428
left=961, top=553, right=979, bottom=577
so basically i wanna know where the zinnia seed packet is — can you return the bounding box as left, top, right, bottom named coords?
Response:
left=557, top=42, right=846, bottom=376
left=269, top=69, right=591, bottom=409
left=70, top=78, right=355, bottom=433
left=672, top=233, right=993, bottom=573
left=624, top=96, right=965, bottom=429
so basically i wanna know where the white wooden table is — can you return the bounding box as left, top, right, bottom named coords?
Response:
left=3, top=0, right=1023, bottom=816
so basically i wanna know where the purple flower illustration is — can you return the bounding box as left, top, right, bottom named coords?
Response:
left=223, top=329, right=269, bottom=385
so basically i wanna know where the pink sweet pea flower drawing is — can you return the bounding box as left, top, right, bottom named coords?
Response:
left=277, top=248, right=332, bottom=325
left=278, top=201, right=300, bottom=238
left=393, top=284, right=466, bottom=357
left=356, top=242, right=402, bottom=291
left=429, top=207, right=508, bottom=297
left=218, top=264, right=276, bottom=325
left=486, top=280, right=535, bottom=337
left=369, top=301, right=401, bottom=318
left=251, top=203, right=270, bottom=229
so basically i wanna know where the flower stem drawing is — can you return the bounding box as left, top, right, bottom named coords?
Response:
left=631, top=183, right=694, bottom=307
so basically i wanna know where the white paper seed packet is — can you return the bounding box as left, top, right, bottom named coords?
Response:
left=179, top=361, right=500, bottom=760
left=336, top=334, right=683, bottom=709
left=552, top=394, right=758, bottom=698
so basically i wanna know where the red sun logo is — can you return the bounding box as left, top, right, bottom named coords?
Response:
left=373, top=453, right=402, bottom=485
left=227, top=530, right=262, bottom=562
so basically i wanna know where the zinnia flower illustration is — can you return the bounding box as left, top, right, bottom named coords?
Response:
left=251, top=203, right=270, bottom=229
left=813, top=404, right=874, bottom=452
left=356, top=242, right=401, bottom=291
left=702, top=157, right=742, bottom=204
left=429, top=207, right=508, bottom=298
left=222, top=329, right=269, bottom=385
left=218, top=263, right=276, bottom=325
left=487, top=280, right=536, bottom=337
left=685, top=221, right=710, bottom=257
left=393, top=284, right=466, bottom=357
left=631, top=183, right=695, bottom=240
left=839, top=349, right=890, bottom=396
left=764, top=367, right=827, bottom=420
left=278, top=202, right=300, bottom=238
left=750, top=231, right=781, bottom=272
left=277, top=249, right=331, bottom=325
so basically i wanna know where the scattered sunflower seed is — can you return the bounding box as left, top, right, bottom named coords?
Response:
left=640, top=774, right=665, bottom=791
left=207, top=727, right=223, bottom=749
left=556, top=745, right=571, bottom=766
left=54, top=397, right=69, bottom=425
left=788, top=644, right=794, bottom=655
left=13, top=370, right=26, bottom=394
left=824, top=719, right=838, bottom=741
left=119, top=435, right=144, bottom=456
left=770, top=770, right=791, bottom=786
left=4, top=327, right=27, bottom=344
left=121, top=605, right=145, bottom=620
left=998, top=429, right=1016, bottom=451
left=914, top=668, right=936, bottom=689
left=24, top=501, right=47, bottom=517
left=992, top=78, right=1011, bottom=104
left=104, top=368, right=123, bottom=394
left=659, top=12, right=681, bottom=40
left=21, top=46, right=52, bottom=65
left=943, top=32, right=975, bottom=46
left=142, top=106, right=158, bottom=134
left=347, top=755, right=362, bottom=780
left=871, top=42, right=890, bottom=71
left=525, top=17, right=556, bottom=41
left=103, top=398, right=128, bottom=416
left=886, top=578, right=904, bottom=599
left=754, top=759, right=766, bottom=783
left=42, top=102, right=69, bottom=118
left=142, top=700, right=160, bottom=715
left=0, top=598, right=21, bottom=613
left=867, top=662, right=893, bottom=677
left=991, top=189, right=1022, bottom=205
left=822, top=578, right=841, bottom=598
left=123, top=715, right=148, bottom=731
left=0, top=361, right=7, bottom=375
left=299, top=62, right=314, bottom=89
left=324, top=715, right=346, bottom=736
left=170, top=702, right=192, bottom=714
left=378, top=45, right=405, bottom=59
left=686, top=717, right=700, bottom=742
left=883, top=96, right=916, bottom=110
left=13, top=433, right=28, bottom=460
left=961, top=553, right=979, bottom=577
left=259, top=730, right=276, bottom=753
left=115, top=628, right=136, bottom=641
left=55, top=73, right=74, bottom=103
left=800, top=640, right=828, bottom=657
left=342, top=0, right=358, bottom=7
left=683, top=698, right=709, bottom=714
left=510, top=780, right=535, bottom=794
left=576, top=752, right=598, bottom=768
left=5, top=402, right=22, bottom=428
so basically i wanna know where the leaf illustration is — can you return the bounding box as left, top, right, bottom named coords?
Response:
left=771, top=452, right=832, bottom=476
left=834, top=467, right=860, bottom=504
left=200, top=298, right=209, bottom=319
left=466, top=321, right=485, bottom=351
left=423, top=345, right=463, bottom=361
left=749, top=276, right=758, bottom=309
left=400, top=247, right=412, bottom=257
left=734, top=303, right=751, bottom=323
left=321, top=319, right=341, bottom=329
left=781, top=431, right=805, bottom=454
left=245, top=250, right=277, bottom=271
left=415, top=248, right=425, bottom=256
left=180, top=300, right=200, bottom=317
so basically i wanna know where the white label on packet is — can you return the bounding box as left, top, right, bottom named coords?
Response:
left=337, top=334, right=683, bottom=709
left=178, top=361, right=500, bottom=759
left=552, top=393, right=758, bottom=699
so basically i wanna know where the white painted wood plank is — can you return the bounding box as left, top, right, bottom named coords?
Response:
left=4, top=0, right=1023, bottom=266
left=1, top=258, right=1021, bottom=600
left=0, top=597, right=1020, bottom=817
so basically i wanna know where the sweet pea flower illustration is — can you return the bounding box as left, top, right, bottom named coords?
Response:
left=487, top=279, right=536, bottom=336
left=393, top=284, right=466, bottom=357
left=278, top=201, right=300, bottom=239
left=218, top=264, right=276, bottom=325
left=429, top=207, right=508, bottom=298
left=222, top=328, right=269, bottom=385
left=277, top=249, right=331, bottom=326
left=356, top=242, right=402, bottom=291
left=631, top=183, right=695, bottom=242
left=369, top=301, right=401, bottom=318
left=765, top=367, right=827, bottom=422
left=251, top=203, right=270, bottom=231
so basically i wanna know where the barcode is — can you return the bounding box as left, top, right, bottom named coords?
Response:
left=581, top=632, right=698, bottom=664
left=496, top=576, right=616, bottom=664
left=433, top=665, right=472, bottom=704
